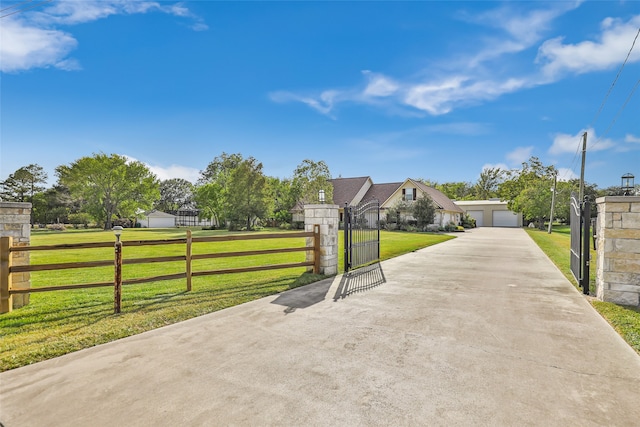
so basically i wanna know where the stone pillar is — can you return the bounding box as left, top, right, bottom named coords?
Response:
left=595, top=196, right=640, bottom=306
left=0, top=202, right=32, bottom=309
left=304, top=204, right=339, bottom=276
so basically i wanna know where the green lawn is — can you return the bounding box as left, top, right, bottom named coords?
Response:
left=526, top=226, right=640, bottom=354
left=1, top=227, right=453, bottom=371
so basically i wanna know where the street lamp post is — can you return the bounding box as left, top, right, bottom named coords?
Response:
left=112, top=226, right=123, bottom=314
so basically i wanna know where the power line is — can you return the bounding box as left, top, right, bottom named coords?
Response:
left=0, top=0, right=52, bottom=19
left=588, top=26, right=640, bottom=129
left=591, top=76, right=640, bottom=151
left=0, top=0, right=32, bottom=13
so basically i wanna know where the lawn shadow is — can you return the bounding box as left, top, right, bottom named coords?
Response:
left=333, top=263, right=386, bottom=301
left=270, top=278, right=334, bottom=314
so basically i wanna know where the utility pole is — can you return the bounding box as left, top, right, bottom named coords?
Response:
left=579, top=132, right=587, bottom=203
left=548, top=171, right=557, bottom=234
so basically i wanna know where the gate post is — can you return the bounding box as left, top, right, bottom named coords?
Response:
left=595, top=196, right=640, bottom=306
left=303, top=204, right=339, bottom=275
left=0, top=201, right=31, bottom=309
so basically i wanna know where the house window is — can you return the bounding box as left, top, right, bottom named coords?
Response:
left=402, top=188, right=417, bottom=201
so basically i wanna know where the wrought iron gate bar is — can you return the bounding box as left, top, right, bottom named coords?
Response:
left=344, top=200, right=380, bottom=272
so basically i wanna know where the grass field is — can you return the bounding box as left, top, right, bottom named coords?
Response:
left=0, top=227, right=454, bottom=371
left=526, top=226, right=640, bottom=354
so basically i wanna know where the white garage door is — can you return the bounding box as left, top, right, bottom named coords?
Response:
left=492, top=210, right=519, bottom=227
left=467, top=210, right=484, bottom=227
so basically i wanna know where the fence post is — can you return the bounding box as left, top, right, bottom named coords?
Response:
left=313, top=224, right=320, bottom=274
left=1, top=236, right=12, bottom=314
left=114, top=240, right=122, bottom=314
left=186, top=229, right=192, bottom=291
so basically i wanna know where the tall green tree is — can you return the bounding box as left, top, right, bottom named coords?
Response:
left=225, top=157, right=267, bottom=230
left=412, top=195, right=436, bottom=229
left=292, top=159, right=333, bottom=204
left=1, top=164, right=48, bottom=202
left=194, top=182, right=224, bottom=226
left=498, top=157, right=556, bottom=228
left=435, top=181, right=474, bottom=200
left=156, top=178, right=193, bottom=212
left=265, top=176, right=297, bottom=225
left=475, top=167, right=503, bottom=199
left=56, top=153, right=159, bottom=229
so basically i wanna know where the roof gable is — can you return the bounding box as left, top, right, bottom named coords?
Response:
left=330, top=177, right=372, bottom=206
left=413, top=180, right=464, bottom=213
left=362, top=182, right=403, bottom=206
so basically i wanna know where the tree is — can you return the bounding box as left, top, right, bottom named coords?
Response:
left=156, top=178, right=193, bottom=212
left=31, top=185, right=76, bottom=225
left=194, top=182, right=224, bottom=226
left=265, top=177, right=297, bottom=226
left=1, top=164, right=48, bottom=225
left=0, top=164, right=48, bottom=202
left=199, top=152, right=244, bottom=186
left=498, top=157, right=556, bottom=229
left=292, top=159, right=333, bottom=204
left=412, top=195, right=436, bottom=229
left=225, top=157, right=267, bottom=230
left=475, top=167, right=503, bottom=199
left=435, top=181, right=475, bottom=201
left=56, top=153, right=159, bottom=229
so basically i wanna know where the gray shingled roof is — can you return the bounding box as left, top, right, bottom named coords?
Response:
left=330, top=177, right=370, bottom=206
left=413, top=180, right=464, bottom=213
left=362, top=182, right=403, bottom=205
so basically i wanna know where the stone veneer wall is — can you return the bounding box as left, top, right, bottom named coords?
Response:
left=0, top=202, right=32, bottom=308
left=304, top=204, right=339, bottom=276
left=595, top=196, right=640, bottom=306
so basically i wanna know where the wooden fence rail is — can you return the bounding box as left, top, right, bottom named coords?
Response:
left=0, top=226, right=320, bottom=314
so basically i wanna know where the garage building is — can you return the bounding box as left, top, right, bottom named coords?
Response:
left=454, top=200, right=522, bottom=228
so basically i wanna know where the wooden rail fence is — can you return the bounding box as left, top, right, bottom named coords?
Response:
left=0, top=226, right=321, bottom=314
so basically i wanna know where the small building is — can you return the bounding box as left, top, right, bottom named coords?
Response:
left=454, top=200, right=522, bottom=228
left=137, top=210, right=176, bottom=228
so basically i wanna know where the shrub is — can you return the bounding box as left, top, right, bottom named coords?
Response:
left=426, top=224, right=440, bottom=232
left=461, top=213, right=476, bottom=229
left=48, top=223, right=65, bottom=231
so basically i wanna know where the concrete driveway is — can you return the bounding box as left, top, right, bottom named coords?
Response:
left=1, top=228, right=639, bottom=426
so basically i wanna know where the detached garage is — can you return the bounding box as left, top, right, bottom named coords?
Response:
left=137, top=210, right=176, bottom=228
left=454, top=200, right=522, bottom=228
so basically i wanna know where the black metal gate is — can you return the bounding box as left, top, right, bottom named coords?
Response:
left=344, top=200, right=380, bottom=272
left=570, top=192, right=591, bottom=294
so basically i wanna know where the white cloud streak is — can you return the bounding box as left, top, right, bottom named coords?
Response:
left=271, top=5, right=640, bottom=120
left=0, top=1, right=207, bottom=73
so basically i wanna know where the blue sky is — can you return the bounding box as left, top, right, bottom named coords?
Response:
left=1, top=0, right=639, bottom=189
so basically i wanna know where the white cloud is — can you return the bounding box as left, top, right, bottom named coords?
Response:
left=0, top=19, right=78, bottom=73
left=146, top=164, right=201, bottom=183
left=626, top=134, right=640, bottom=144
left=537, top=15, right=640, bottom=79
left=506, top=146, right=534, bottom=165
left=271, top=3, right=578, bottom=117
left=362, top=71, right=399, bottom=97
left=549, top=128, right=614, bottom=155
left=269, top=91, right=338, bottom=118
left=123, top=155, right=200, bottom=183
left=556, top=167, right=579, bottom=181
left=0, top=1, right=207, bottom=73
